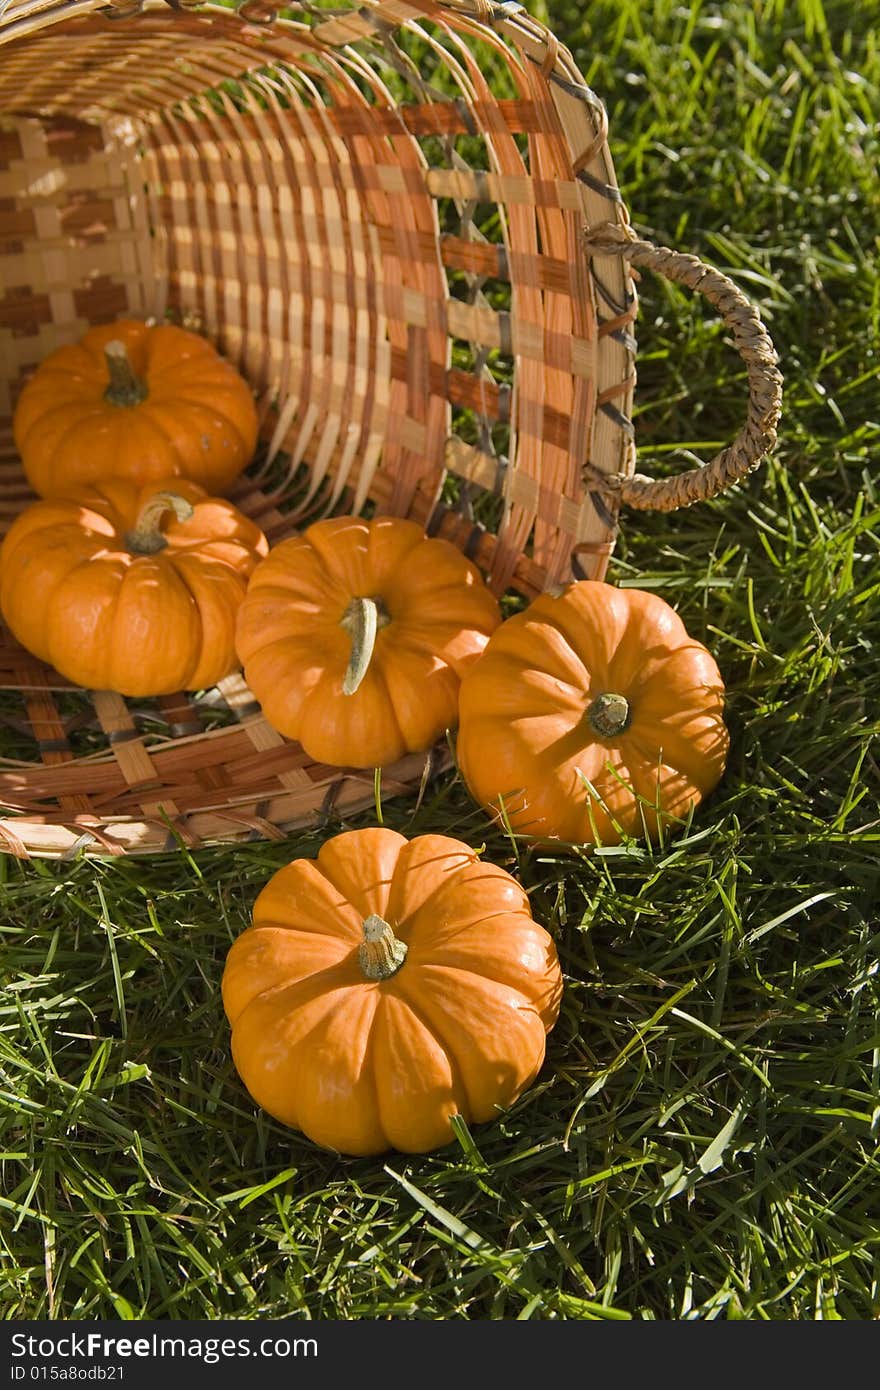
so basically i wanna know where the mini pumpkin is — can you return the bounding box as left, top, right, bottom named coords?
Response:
left=0, top=479, right=268, bottom=696
left=13, top=319, right=259, bottom=497
left=235, top=516, right=501, bottom=768
left=222, top=827, right=563, bottom=1155
left=456, top=580, right=729, bottom=845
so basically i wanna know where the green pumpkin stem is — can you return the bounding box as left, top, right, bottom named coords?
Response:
left=125, top=492, right=194, bottom=555
left=358, top=914, right=407, bottom=981
left=340, top=596, right=390, bottom=696
left=104, top=340, right=148, bottom=407
left=587, top=691, right=631, bottom=738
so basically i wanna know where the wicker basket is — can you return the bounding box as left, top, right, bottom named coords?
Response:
left=0, top=0, right=782, bottom=859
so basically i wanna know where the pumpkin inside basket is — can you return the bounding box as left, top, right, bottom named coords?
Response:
left=0, top=0, right=781, bottom=859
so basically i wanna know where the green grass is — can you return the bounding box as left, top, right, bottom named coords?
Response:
left=2, top=0, right=879, bottom=1320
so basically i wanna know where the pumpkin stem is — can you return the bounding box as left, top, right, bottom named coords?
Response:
left=358, top=914, right=407, bottom=981
left=587, top=692, right=631, bottom=738
left=340, top=596, right=391, bottom=696
left=104, top=340, right=148, bottom=407
left=125, top=491, right=194, bottom=555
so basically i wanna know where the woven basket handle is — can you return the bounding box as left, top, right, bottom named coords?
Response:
left=584, top=229, right=783, bottom=512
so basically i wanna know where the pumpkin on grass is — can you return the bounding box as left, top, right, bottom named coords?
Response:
left=235, top=516, right=501, bottom=768
left=0, top=479, right=268, bottom=697
left=13, top=319, right=259, bottom=498
left=456, top=580, right=729, bottom=845
left=222, top=827, right=563, bottom=1155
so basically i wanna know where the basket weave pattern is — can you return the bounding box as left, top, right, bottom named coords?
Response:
left=0, top=0, right=780, bottom=858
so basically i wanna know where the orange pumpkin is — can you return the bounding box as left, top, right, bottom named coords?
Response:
left=222, top=827, right=563, bottom=1155
left=456, top=580, right=729, bottom=845
left=235, top=516, right=501, bottom=768
left=13, top=319, right=259, bottom=497
left=0, top=479, right=268, bottom=696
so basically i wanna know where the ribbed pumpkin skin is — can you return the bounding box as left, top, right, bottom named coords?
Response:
left=0, top=479, right=268, bottom=696
left=457, top=581, right=729, bottom=845
left=222, top=827, right=562, bottom=1156
left=13, top=320, right=259, bottom=497
left=235, top=516, right=502, bottom=768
